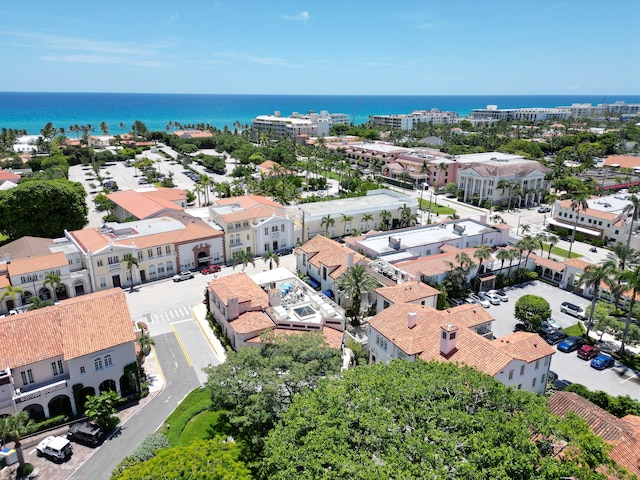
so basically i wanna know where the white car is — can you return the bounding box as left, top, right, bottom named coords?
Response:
left=467, top=294, right=490, bottom=308
left=172, top=271, right=194, bottom=282
left=479, top=291, right=501, bottom=305
left=488, top=289, right=509, bottom=302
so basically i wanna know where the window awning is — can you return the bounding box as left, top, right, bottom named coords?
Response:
left=307, top=277, right=320, bottom=290
left=547, top=218, right=602, bottom=236
left=322, top=289, right=334, bottom=299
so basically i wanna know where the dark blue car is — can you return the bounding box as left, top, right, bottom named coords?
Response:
left=590, top=354, right=615, bottom=370
left=557, top=336, right=584, bottom=353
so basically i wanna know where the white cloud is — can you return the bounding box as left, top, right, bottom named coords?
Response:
left=282, top=11, right=309, bottom=22
left=168, top=12, right=179, bottom=23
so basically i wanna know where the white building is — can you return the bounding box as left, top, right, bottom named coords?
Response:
left=370, top=109, right=459, bottom=130
left=12, top=135, right=40, bottom=153
left=368, top=303, right=555, bottom=394
left=0, top=289, right=138, bottom=419
left=252, top=110, right=350, bottom=139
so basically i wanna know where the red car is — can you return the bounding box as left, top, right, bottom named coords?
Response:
left=577, top=345, right=600, bottom=360
left=201, top=265, right=221, bottom=274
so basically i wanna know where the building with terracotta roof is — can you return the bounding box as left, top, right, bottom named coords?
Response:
left=0, top=169, right=20, bottom=186
left=208, top=195, right=295, bottom=263
left=548, top=391, right=640, bottom=478
left=66, top=215, right=223, bottom=291
left=295, top=235, right=369, bottom=303
left=455, top=153, right=549, bottom=208
left=345, top=218, right=510, bottom=264
left=550, top=193, right=636, bottom=247
left=603, top=154, right=640, bottom=170
left=206, top=268, right=345, bottom=350
left=287, top=189, right=417, bottom=241
left=368, top=303, right=555, bottom=394
left=0, top=289, right=138, bottom=420
left=106, top=188, right=188, bottom=221
left=375, top=281, right=440, bottom=313
left=0, top=236, right=92, bottom=314
left=173, top=130, right=214, bottom=139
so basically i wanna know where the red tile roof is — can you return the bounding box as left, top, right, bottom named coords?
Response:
left=208, top=272, right=269, bottom=309
left=7, top=252, right=68, bottom=277
left=107, top=188, right=186, bottom=219
left=376, top=281, right=440, bottom=304
left=298, top=235, right=367, bottom=280
left=230, top=311, right=274, bottom=334
left=0, top=289, right=135, bottom=367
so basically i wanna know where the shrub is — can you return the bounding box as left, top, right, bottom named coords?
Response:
left=16, top=463, right=34, bottom=477
left=112, top=433, right=170, bottom=477
left=34, top=414, right=68, bottom=432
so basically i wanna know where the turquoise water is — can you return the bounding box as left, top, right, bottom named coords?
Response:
left=1, top=92, right=639, bottom=135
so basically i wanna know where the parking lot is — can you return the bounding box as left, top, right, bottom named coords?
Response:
left=475, top=281, right=640, bottom=400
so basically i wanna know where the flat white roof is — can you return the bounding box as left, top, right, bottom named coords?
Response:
left=455, top=152, right=525, bottom=164
left=587, top=194, right=633, bottom=214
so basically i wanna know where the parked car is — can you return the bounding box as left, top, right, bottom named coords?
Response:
left=540, top=329, right=568, bottom=345
left=466, top=294, right=490, bottom=308
left=488, top=289, right=509, bottom=302
left=514, top=323, right=528, bottom=332
left=590, top=353, right=615, bottom=370
left=67, top=421, right=104, bottom=447
left=201, top=265, right=221, bottom=275
left=539, top=321, right=557, bottom=335
left=36, top=436, right=73, bottom=462
left=537, top=206, right=551, bottom=213
left=577, top=345, right=600, bottom=360
left=557, top=336, right=585, bottom=353
left=547, top=370, right=559, bottom=383
left=448, top=298, right=464, bottom=307
left=560, top=301, right=587, bottom=320
left=479, top=291, right=501, bottom=305
left=172, top=271, right=194, bottom=282
left=138, top=177, right=149, bottom=185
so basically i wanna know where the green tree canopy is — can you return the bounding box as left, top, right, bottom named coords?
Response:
left=261, top=360, right=617, bottom=480
left=204, top=332, right=342, bottom=458
left=111, top=438, right=250, bottom=480
left=0, top=180, right=87, bottom=241
left=85, top=390, right=120, bottom=432
left=514, top=294, right=552, bottom=332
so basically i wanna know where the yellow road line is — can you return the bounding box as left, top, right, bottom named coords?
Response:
left=170, top=323, right=192, bottom=367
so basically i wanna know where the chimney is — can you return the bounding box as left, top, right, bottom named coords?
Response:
left=347, top=252, right=354, bottom=268
left=407, top=312, right=417, bottom=329
left=268, top=289, right=282, bottom=307
left=228, top=297, right=240, bottom=320
left=440, top=323, right=459, bottom=356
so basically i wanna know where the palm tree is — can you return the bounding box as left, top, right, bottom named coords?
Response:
left=26, top=296, right=53, bottom=311
left=497, top=179, right=511, bottom=208
left=515, top=236, right=538, bottom=269
left=43, top=272, right=61, bottom=302
left=398, top=204, right=416, bottom=228
left=232, top=250, right=255, bottom=271
left=1, top=284, right=23, bottom=310
left=321, top=214, right=335, bottom=237
left=122, top=253, right=140, bottom=291
left=534, top=232, right=548, bottom=257
left=336, top=264, right=379, bottom=326
left=617, top=265, right=640, bottom=353
left=496, top=248, right=511, bottom=275
left=261, top=250, right=280, bottom=270
left=99, top=121, right=109, bottom=136
left=577, top=264, right=614, bottom=338
left=567, top=190, right=589, bottom=258
left=137, top=333, right=155, bottom=356
left=341, top=214, right=354, bottom=236
left=624, top=194, right=640, bottom=247
left=602, top=243, right=640, bottom=274
left=379, top=210, right=392, bottom=231
left=0, top=411, right=35, bottom=467
left=506, top=248, right=522, bottom=282
left=491, top=214, right=504, bottom=224
left=546, top=234, right=559, bottom=258
left=362, top=213, right=373, bottom=232
left=473, top=245, right=492, bottom=289
left=519, top=223, right=531, bottom=235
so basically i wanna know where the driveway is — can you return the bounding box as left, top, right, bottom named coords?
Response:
left=482, top=281, right=640, bottom=400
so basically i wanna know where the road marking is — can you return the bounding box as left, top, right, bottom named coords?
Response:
left=168, top=310, right=175, bottom=319
left=171, top=319, right=193, bottom=325
left=170, top=324, right=192, bottom=367
left=620, top=373, right=639, bottom=384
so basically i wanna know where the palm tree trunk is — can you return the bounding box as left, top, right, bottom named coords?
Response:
left=585, top=287, right=599, bottom=338
left=619, top=295, right=636, bottom=353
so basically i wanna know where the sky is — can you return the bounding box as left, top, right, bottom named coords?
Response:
left=0, top=0, right=638, bottom=95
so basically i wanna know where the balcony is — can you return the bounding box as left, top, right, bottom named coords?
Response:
left=15, top=378, right=69, bottom=404
left=108, top=263, right=121, bottom=271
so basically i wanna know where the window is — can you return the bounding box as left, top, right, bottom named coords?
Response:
left=450, top=332, right=456, bottom=340
left=147, top=249, right=153, bottom=258
left=243, top=221, right=249, bottom=227
left=99, top=276, right=107, bottom=289
left=272, top=226, right=278, bottom=233
left=532, top=377, right=537, bottom=387
left=280, top=224, right=285, bottom=232
left=20, top=369, right=34, bottom=385
left=52, top=360, right=64, bottom=376
left=157, top=247, right=162, bottom=256
left=520, top=365, right=525, bottom=376
left=95, top=358, right=103, bottom=371
left=541, top=374, right=546, bottom=384
left=97, top=260, right=103, bottom=267
left=165, top=245, right=171, bottom=254
left=104, top=354, right=113, bottom=368
left=302, top=254, right=307, bottom=266
left=264, top=243, right=269, bottom=251
left=383, top=300, right=390, bottom=309
left=508, top=369, right=514, bottom=380
left=108, top=255, right=120, bottom=265
left=517, top=384, right=522, bottom=390
left=265, top=228, right=269, bottom=235
left=535, top=360, right=540, bottom=370
left=322, top=266, right=327, bottom=280
left=80, top=366, right=86, bottom=375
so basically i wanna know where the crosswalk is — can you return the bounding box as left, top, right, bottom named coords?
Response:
left=140, top=305, right=194, bottom=325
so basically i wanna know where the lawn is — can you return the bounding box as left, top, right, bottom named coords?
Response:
left=562, top=322, right=586, bottom=337
left=542, top=243, right=582, bottom=259
left=419, top=199, right=456, bottom=216
left=178, top=409, right=229, bottom=446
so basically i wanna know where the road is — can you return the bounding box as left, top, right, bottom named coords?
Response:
left=69, top=334, right=200, bottom=480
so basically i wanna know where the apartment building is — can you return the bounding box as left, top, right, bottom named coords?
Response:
left=469, top=105, right=570, bottom=122
left=208, top=195, right=295, bottom=264
left=368, top=303, right=554, bottom=394
left=106, top=188, right=188, bottom=222
left=369, top=109, right=458, bottom=130
left=206, top=268, right=345, bottom=350
left=0, top=289, right=138, bottom=419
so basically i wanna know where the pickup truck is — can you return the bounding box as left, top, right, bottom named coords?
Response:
left=36, top=436, right=73, bottom=462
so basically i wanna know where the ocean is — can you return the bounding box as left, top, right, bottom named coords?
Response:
left=2, top=92, right=640, bottom=135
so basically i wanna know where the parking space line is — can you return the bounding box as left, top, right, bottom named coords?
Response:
left=620, top=373, right=639, bottom=384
